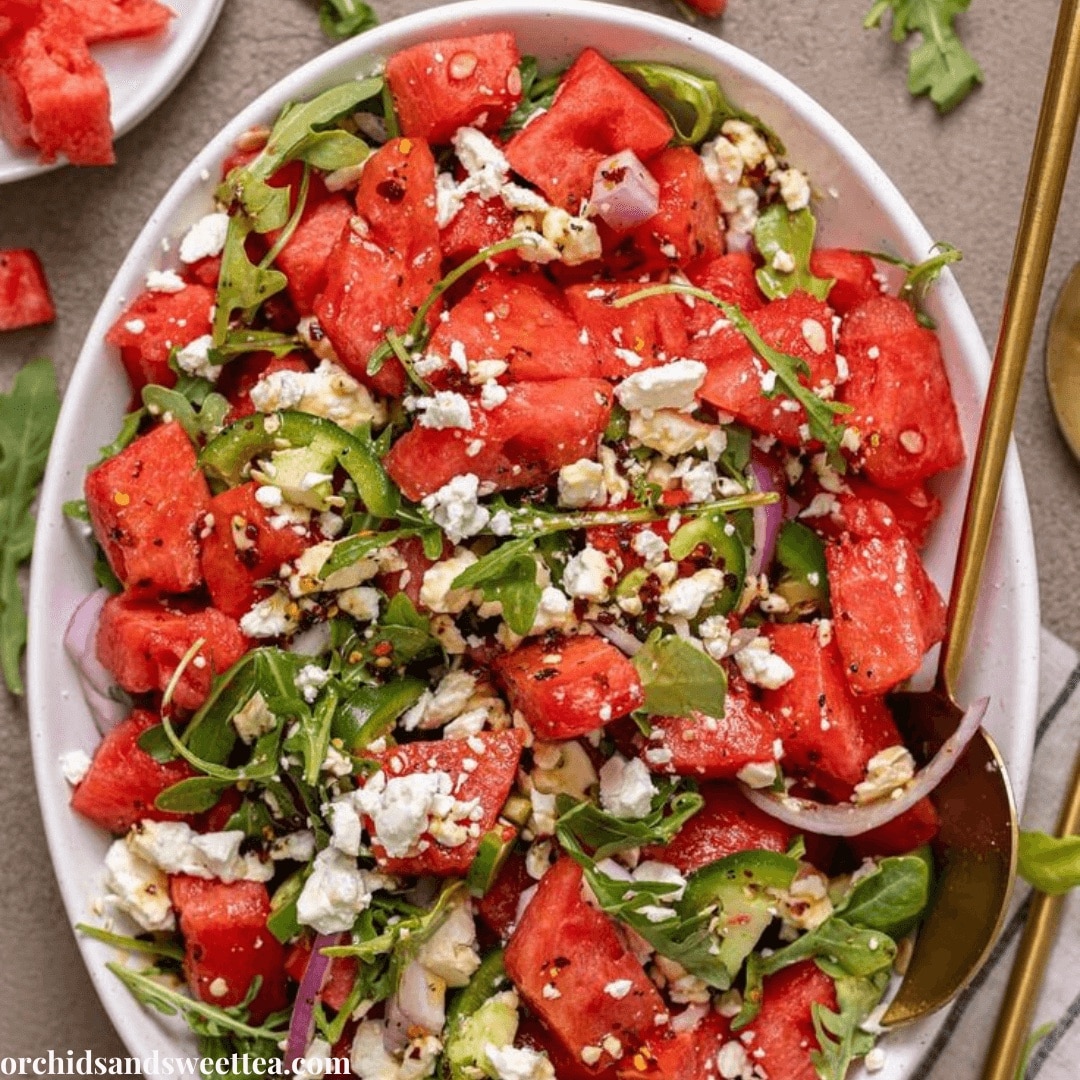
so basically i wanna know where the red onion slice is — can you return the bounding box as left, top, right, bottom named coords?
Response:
left=748, top=460, right=783, bottom=577
left=588, top=150, right=660, bottom=231
left=285, top=932, right=339, bottom=1069
left=742, top=697, right=989, bottom=837
left=64, top=589, right=127, bottom=734
left=591, top=621, right=644, bottom=657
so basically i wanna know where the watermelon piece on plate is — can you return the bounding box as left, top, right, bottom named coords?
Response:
left=0, top=248, right=54, bottom=329
left=62, top=0, right=174, bottom=44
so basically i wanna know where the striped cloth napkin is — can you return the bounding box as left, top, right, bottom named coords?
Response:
left=923, top=628, right=1080, bottom=1080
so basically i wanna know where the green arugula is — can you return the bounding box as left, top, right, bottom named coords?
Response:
left=555, top=781, right=704, bottom=860
left=811, top=972, right=890, bottom=1080
left=96, top=407, right=145, bottom=462
left=212, top=214, right=288, bottom=345
left=318, top=0, right=378, bottom=40
left=1018, top=830, right=1080, bottom=895
left=863, top=242, right=962, bottom=327
left=500, top=57, right=562, bottom=137
left=365, top=593, right=441, bottom=667
left=774, top=520, right=831, bottom=615
left=283, top=682, right=340, bottom=785
left=76, top=923, right=185, bottom=962
left=0, top=359, right=60, bottom=694
left=614, top=61, right=785, bottom=153
left=614, top=284, right=851, bottom=467
left=834, top=853, right=932, bottom=938
left=450, top=537, right=543, bottom=637
left=142, top=384, right=230, bottom=442
left=1014, top=1022, right=1056, bottom=1080
left=754, top=205, right=834, bottom=302
left=865, top=0, right=983, bottom=113
left=631, top=632, right=727, bottom=719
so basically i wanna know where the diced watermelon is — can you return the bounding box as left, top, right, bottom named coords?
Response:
left=641, top=783, right=797, bottom=874
left=802, top=476, right=943, bottom=550
left=217, top=351, right=312, bottom=421
left=620, top=147, right=724, bottom=271
left=826, top=535, right=947, bottom=695
left=740, top=961, right=838, bottom=1080
left=0, top=0, right=114, bottom=165
left=385, top=377, right=613, bottom=501
left=439, top=193, right=517, bottom=265
left=199, top=482, right=313, bottom=619
left=850, top=796, right=941, bottom=859
left=616, top=1012, right=730, bottom=1080
left=693, top=291, right=838, bottom=446
left=61, top=0, right=174, bottom=43
left=760, top=622, right=901, bottom=791
left=495, top=635, right=644, bottom=740
left=106, top=283, right=215, bottom=392
left=808, top=249, right=880, bottom=314
left=70, top=709, right=195, bottom=833
left=170, top=875, right=287, bottom=1023
left=0, top=247, right=54, bottom=329
left=838, top=295, right=964, bottom=487
left=505, top=857, right=664, bottom=1068
left=363, top=729, right=525, bottom=877
left=516, top=1016, right=620, bottom=1080
left=385, top=32, right=522, bottom=144
left=686, top=251, right=767, bottom=331
left=284, top=938, right=357, bottom=1013
left=272, top=194, right=351, bottom=317
left=477, top=848, right=532, bottom=941
left=376, top=534, right=447, bottom=610
left=684, top=0, right=727, bottom=14
left=425, top=271, right=599, bottom=386
left=643, top=681, right=777, bottom=781
left=505, top=49, right=673, bottom=211
left=565, top=282, right=689, bottom=379
left=95, top=595, right=249, bottom=711
left=84, top=422, right=210, bottom=595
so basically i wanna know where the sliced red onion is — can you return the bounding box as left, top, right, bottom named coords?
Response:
left=742, top=697, right=989, bottom=837
left=748, top=460, right=783, bottom=577
left=384, top=960, right=446, bottom=1053
left=591, top=621, right=644, bottom=657
left=285, top=932, right=339, bottom=1070
left=64, top=589, right=127, bottom=734
left=588, top=150, right=660, bottom=231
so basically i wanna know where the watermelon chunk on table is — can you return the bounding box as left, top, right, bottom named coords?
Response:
left=170, top=875, right=287, bottom=1023
left=495, top=634, right=644, bottom=740
left=61, top=0, right=174, bottom=44
left=0, top=247, right=54, bottom=329
left=385, top=32, right=522, bottom=144
left=84, top=421, right=210, bottom=595
left=505, top=857, right=665, bottom=1069
left=70, top=708, right=195, bottom=833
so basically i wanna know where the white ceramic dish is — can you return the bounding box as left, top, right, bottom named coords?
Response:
left=0, top=0, right=225, bottom=185
left=27, top=3, right=1040, bottom=1077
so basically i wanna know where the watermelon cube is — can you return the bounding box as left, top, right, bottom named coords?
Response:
left=85, top=422, right=210, bottom=595
left=170, top=875, right=287, bottom=1022
left=439, top=192, right=517, bottom=265
left=827, top=535, right=947, bottom=695
left=476, top=848, right=532, bottom=941
left=495, top=635, right=644, bottom=740
left=617, top=1012, right=729, bottom=1080
left=0, top=247, right=54, bottom=329
left=272, top=194, right=351, bottom=317
left=70, top=709, right=196, bottom=834
left=217, top=351, right=312, bottom=421
left=803, top=476, right=942, bottom=551
left=686, top=251, right=767, bottom=327
left=362, top=729, right=525, bottom=877
left=838, top=295, right=964, bottom=487
left=199, top=482, right=313, bottom=619
left=61, top=0, right=174, bottom=44
left=850, top=796, right=941, bottom=859
left=105, top=282, right=215, bottom=392
left=95, top=594, right=249, bottom=712
left=505, top=857, right=664, bottom=1068
left=385, top=32, right=522, bottom=144
left=808, top=248, right=880, bottom=314
left=505, top=48, right=673, bottom=211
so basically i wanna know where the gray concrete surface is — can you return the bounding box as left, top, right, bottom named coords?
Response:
left=0, top=0, right=1078, bottom=1061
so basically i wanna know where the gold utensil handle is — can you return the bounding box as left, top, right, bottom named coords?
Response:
left=940, top=0, right=1080, bottom=698
left=981, top=749, right=1080, bottom=1080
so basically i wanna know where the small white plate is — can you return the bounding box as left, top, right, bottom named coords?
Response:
left=0, top=0, right=225, bottom=185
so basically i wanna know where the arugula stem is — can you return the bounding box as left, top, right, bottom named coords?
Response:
left=77, top=924, right=185, bottom=962
left=259, top=164, right=312, bottom=272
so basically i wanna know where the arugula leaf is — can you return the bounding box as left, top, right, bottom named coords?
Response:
left=811, top=972, right=890, bottom=1080
left=142, top=384, right=230, bottom=442
left=283, top=683, right=340, bottom=785
left=774, top=520, right=831, bottom=616
left=862, top=242, right=962, bottom=327
left=631, top=633, right=727, bottom=719
left=555, top=782, right=704, bottom=861
left=614, top=284, right=851, bottom=467
left=0, top=359, right=60, bottom=694
left=834, top=853, right=932, bottom=937
left=614, top=61, right=785, bottom=153
left=1018, top=830, right=1080, bottom=895
left=1014, top=1022, right=1056, bottom=1080
left=367, top=593, right=440, bottom=666
left=97, top=408, right=145, bottom=462
left=318, top=0, right=378, bottom=40
left=212, top=214, right=288, bottom=344
left=450, top=538, right=543, bottom=637
left=865, top=0, right=983, bottom=113
left=754, top=205, right=834, bottom=302
left=500, top=57, right=562, bottom=137
left=207, top=329, right=302, bottom=364
left=76, top=923, right=185, bottom=962
left=154, top=775, right=233, bottom=814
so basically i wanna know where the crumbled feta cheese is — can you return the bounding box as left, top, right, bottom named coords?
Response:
left=529, top=586, right=576, bottom=635
left=772, top=249, right=797, bottom=274
left=179, top=212, right=229, bottom=264
left=864, top=1047, right=886, bottom=1073
left=481, top=380, right=508, bottom=410
left=415, top=391, right=473, bottom=431
left=416, top=899, right=481, bottom=986
left=298, top=848, right=386, bottom=935
left=250, top=360, right=385, bottom=430
left=673, top=458, right=718, bottom=504
left=774, top=167, right=811, bottom=212
left=239, top=591, right=300, bottom=638
left=420, top=549, right=480, bottom=614
left=59, top=749, right=92, bottom=785
left=737, top=760, right=780, bottom=789
left=402, top=671, right=477, bottom=731
left=337, top=585, right=381, bottom=622
left=722, top=120, right=770, bottom=170
left=104, top=840, right=175, bottom=932
left=599, top=755, right=657, bottom=819
left=630, top=411, right=714, bottom=458
left=145, top=268, right=186, bottom=294
left=660, top=569, right=727, bottom=620
left=562, top=545, right=614, bottom=602
left=127, top=821, right=272, bottom=883
left=615, top=360, right=707, bottom=415
left=355, top=769, right=450, bottom=857
left=233, top=691, right=275, bottom=743
left=175, top=334, right=221, bottom=382
left=734, top=636, right=795, bottom=690
left=632, top=529, right=668, bottom=568
left=269, top=831, right=316, bottom=862
left=421, top=473, right=491, bottom=543
left=716, top=1039, right=752, bottom=1079
left=295, top=663, right=331, bottom=703
left=485, top=1043, right=555, bottom=1080
left=853, top=745, right=916, bottom=805
left=698, top=615, right=732, bottom=660
left=557, top=458, right=607, bottom=509
left=605, top=979, right=634, bottom=1000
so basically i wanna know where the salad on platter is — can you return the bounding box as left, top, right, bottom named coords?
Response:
left=60, top=29, right=972, bottom=1080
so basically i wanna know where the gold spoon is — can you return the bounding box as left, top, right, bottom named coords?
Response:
left=881, top=0, right=1080, bottom=1028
